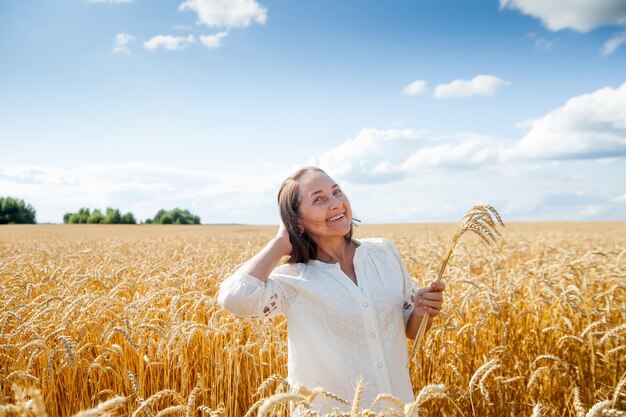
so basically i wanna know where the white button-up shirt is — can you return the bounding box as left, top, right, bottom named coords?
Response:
left=217, top=238, right=418, bottom=414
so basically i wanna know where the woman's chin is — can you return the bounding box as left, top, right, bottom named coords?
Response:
left=327, top=221, right=351, bottom=235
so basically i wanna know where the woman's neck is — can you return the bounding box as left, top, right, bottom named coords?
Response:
left=314, top=237, right=354, bottom=264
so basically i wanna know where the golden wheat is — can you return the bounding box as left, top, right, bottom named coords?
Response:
left=407, top=205, right=505, bottom=365
left=0, top=223, right=624, bottom=417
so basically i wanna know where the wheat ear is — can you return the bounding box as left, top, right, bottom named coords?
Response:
left=407, top=204, right=504, bottom=366
left=257, top=393, right=306, bottom=417
left=350, top=379, right=363, bottom=417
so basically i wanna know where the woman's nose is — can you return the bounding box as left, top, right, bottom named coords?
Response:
left=329, top=195, right=342, bottom=209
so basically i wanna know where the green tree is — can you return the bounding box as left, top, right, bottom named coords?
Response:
left=171, top=208, right=188, bottom=224
left=64, top=207, right=136, bottom=224
left=66, top=208, right=90, bottom=224
left=121, top=212, right=136, bottom=224
left=87, top=209, right=104, bottom=224
left=67, top=208, right=89, bottom=224
left=149, top=208, right=200, bottom=224
left=103, top=208, right=122, bottom=224
left=153, top=209, right=167, bottom=224
left=77, top=208, right=91, bottom=224
left=0, top=197, right=36, bottom=224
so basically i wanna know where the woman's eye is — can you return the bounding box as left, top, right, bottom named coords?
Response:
left=334, top=190, right=343, bottom=195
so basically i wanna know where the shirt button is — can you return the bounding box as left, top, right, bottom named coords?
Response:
left=377, top=363, right=383, bottom=368
left=370, top=333, right=376, bottom=338
left=363, top=302, right=369, bottom=307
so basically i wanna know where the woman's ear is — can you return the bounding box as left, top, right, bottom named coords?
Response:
left=296, top=220, right=304, bottom=235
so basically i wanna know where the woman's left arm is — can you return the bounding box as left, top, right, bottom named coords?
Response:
left=405, top=282, right=445, bottom=340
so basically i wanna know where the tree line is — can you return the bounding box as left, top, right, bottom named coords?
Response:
left=0, top=197, right=37, bottom=224
left=143, top=208, right=201, bottom=224
left=63, top=207, right=200, bottom=224
left=0, top=196, right=201, bottom=224
left=63, top=208, right=137, bottom=224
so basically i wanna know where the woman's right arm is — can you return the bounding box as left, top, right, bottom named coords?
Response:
left=217, top=223, right=293, bottom=318
left=238, top=222, right=292, bottom=282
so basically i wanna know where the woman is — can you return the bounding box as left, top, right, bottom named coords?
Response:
left=217, top=166, right=445, bottom=414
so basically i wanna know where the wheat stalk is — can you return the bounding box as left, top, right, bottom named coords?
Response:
left=585, top=400, right=612, bottom=417
left=186, top=374, right=202, bottom=417
left=404, top=384, right=446, bottom=416
left=257, top=393, right=306, bottom=417
left=156, top=405, right=188, bottom=417
left=2, top=220, right=624, bottom=417
left=132, top=390, right=178, bottom=417
left=306, top=387, right=350, bottom=406
left=614, top=373, right=626, bottom=408
left=350, top=379, right=363, bottom=417
left=573, top=387, right=586, bottom=417
left=530, top=403, right=543, bottom=417
left=407, top=205, right=504, bottom=365
left=70, top=396, right=127, bottom=417
left=369, top=393, right=404, bottom=411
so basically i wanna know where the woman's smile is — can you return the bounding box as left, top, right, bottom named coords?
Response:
left=326, top=213, right=345, bottom=222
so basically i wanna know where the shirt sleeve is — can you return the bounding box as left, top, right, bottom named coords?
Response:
left=385, top=239, right=418, bottom=327
left=217, top=269, right=290, bottom=319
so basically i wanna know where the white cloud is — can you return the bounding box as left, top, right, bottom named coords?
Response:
left=310, top=128, right=426, bottom=183
left=0, top=163, right=293, bottom=223
left=4, top=140, right=625, bottom=224
left=199, top=32, right=228, bottom=49
left=581, top=205, right=603, bottom=217
left=515, top=117, right=539, bottom=130
left=526, top=32, right=554, bottom=51
left=402, top=80, right=428, bottom=96
left=595, top=157, right=621, bottom=165
left=113, top=33, right=135, bottom=54
left=179, top=0, right=267, bottom=29
left=400, top=137, right=505, bottom=172
left=309, top=128, right=510, bottom=183
left=433, top=75, right=510, bottom=99
left=514, top=81, right=626, bottom=159
left=144, top=34, right=196, bottom=51
left=500, top=0, right=626, bottom=32
left=601, top=31, right=626, bottom=56
left=308, top=81, right=626, bottom=184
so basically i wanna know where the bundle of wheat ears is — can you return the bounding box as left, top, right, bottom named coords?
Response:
left=407, top=204, right=505, bottom=366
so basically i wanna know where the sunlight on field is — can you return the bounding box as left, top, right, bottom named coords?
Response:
left=0, top=223, right=625, bottom=416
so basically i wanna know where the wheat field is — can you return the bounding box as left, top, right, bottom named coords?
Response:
left=0, top=223, right=624, bottom=417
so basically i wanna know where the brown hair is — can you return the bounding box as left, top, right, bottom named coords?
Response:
left=278, top=166, right=354, bottom=264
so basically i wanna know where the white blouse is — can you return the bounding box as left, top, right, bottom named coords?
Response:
left=217, top=238, right=418, bottom=414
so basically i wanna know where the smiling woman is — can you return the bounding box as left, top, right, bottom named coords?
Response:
left=216, top=166, right=446, bottom=415
left=277, top=167, right=354, bottom=265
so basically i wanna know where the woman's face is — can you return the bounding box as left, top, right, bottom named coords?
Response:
left=296, top=171, right=352, bottom=240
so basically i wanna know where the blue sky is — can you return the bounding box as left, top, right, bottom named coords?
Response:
left=1, top=0, right=625, bottom=224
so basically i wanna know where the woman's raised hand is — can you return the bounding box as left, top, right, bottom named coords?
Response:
left=239, top=219, right=294, bottom=282
left=275, top=220, right=293, bottom=257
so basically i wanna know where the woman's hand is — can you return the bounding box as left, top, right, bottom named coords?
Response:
left=274, top=220, right=293, bottom=257
left=238, top=220, right=293, bottom=282
left=405, top=281, right=445, bottom=339
left=414, top=282, right=445, bottom=316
